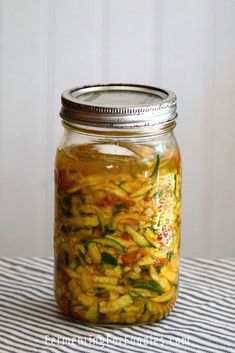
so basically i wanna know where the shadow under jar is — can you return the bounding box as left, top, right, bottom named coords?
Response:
left=54, top=84, right=182, bottom=325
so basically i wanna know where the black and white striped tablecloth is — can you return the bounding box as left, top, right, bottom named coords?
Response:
left=0, top=258, right=234, bottom=353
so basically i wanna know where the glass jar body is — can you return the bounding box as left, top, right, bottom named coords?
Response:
left=54, top=125, right=181, bottom=325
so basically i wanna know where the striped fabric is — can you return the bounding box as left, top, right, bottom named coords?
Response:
left=0, top=258, right=234, bottom=353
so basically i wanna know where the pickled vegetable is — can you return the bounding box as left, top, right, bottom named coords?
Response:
left=54, top=142, right=181, bottom=324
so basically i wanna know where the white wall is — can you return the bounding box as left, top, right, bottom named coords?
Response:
left=0, top=0, right=235, bottom=257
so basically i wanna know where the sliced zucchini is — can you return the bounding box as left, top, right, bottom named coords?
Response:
left=161, top=266, right=178, bottom=284
left=138, top=255, right=155, bottom=266
left=149, top=154, right=160, bottom=178
left=119, top=181, right=132, bottom=193
left=87, top=242, right=101, bottom=264
left=130, top=289, right=156, bottom=298
left=89, top=238, right=124, bottom=252
left=104, top=265, right=122, bottom=278
left=64, top=267, right=80, bottom=279
left=146, top=301, right=163, bottom=316
left=129, top=278, right=163, bottom=295
left=125, top=225, right=150, bottom=247
left=77, top=293, right=96, bottom=307
left=151, top=289, right=174, bottom=303
left=93, top=283, right=125, bottom=293
left=91, top=183, right=128, bottom=199
left=84, top=301, right=99, bottom=323
left=105, top=234, right=134, bottom=247
left=130, top=184, right=153, bottom=198
left=99, top=294, right=133, bottom=313
left=144, top=228, right=159, bottom=247
left=74, top=214, right=99, bottom=228
left=92, top=275, right=118, bottom=285
left=149, top=265, right=171, bottom=292
left=144, top=247, right=167, bottom=259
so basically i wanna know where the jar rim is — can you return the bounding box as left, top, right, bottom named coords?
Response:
left=60, top=83, right=177, bottom=129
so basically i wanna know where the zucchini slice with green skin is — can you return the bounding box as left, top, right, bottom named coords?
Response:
left=105, top=234, right=133, bottom=247
left=87, top=242, right=101, bottom=264
left=130, top=184, right=153, bottom=198
left=88, top=238, right=125, bottom=252
left=146, top=301, right=164, bottom=316
left=150, top=154, right=160, bottom=177
left=125, top=225, right=150, bottom=247
left=129, top=278, right=163, bottom=295
left=84, top=301, right=99, bottom=323
left=92, top=275, right=118, bottom=285
left=99, top=294, right=133, bottom=313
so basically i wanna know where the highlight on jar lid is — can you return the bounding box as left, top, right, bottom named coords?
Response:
left=60, top=83, right=177, bottom=128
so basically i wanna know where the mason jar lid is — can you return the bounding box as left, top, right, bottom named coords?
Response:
left=60, top=83, right=177, bottom=129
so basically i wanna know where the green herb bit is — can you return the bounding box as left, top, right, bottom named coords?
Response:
left=61, top=195, right=72, bottom=217
left=79, top=210, right=87, bottom=216
left=62, top=195, right=71, bottom=207
left=150, top=154, right=160, bottom=178
left=62, top=250, right=69, bottom=265
left=174, top=174, right=177, bottom=194
left=144, top=225, right=158, bottom=231
left=162, top=300, right=170, bottom=305
left=104, top=224, right=115, bottom=235
left=129, top=278, right=163, bottom=295
left=61, top=225, right=72, bottom=234
left=102, top=252, right=117, bottom=266
left=127, top=278, right=136, bottom=285
left=167, top=251, right=174, bottom=261
left=115, top=203, right=128, bottom=210
left=154, top=190, right=164, bottom=198
left=156, top=264, right=163, bottom=274
left=79, top=194, right=86, bottom=204
left=140, top=267, right=149, bottom=274
left=56, top=257, right=62, bottom=272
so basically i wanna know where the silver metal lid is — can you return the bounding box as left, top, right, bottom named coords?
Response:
left=60, top=83, right=177, bottom=128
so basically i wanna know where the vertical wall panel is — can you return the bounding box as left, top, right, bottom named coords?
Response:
left=45, top=0, right=108, bottom=255
left=52, top=0, right=107, bottom=142
left=159, top=0, right=214, bottom=257
left=207, top=0, right=235, bottom=256
left=103, top=0, right=159, bottom=84
left=40, top=0, right=56, bottom=257
left=0, top=0, right=48, bottom=255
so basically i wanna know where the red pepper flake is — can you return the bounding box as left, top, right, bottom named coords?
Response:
left=120, top=218, right=140, bottom=226
left=153, top=258, right=161, bottom=266
left=122, top=252, right=138, bottom=266
left=81, top=169, right=92, bottom=176
left=124, top=199, right=136, bottom=207
left=144, top=193, right=151, bottom=202
left=95, top=195, right=121, bottom=207
left=60, top=269, right=71, bottom=283
left=121, top=232, right=132, bottom=240
left=57, top=169, right=75, bottom=190
left=59, top=296, right=70, bottom=316
left=159, top=257, right=168, bottom=265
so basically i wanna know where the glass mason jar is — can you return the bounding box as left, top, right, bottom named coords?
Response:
left=54, top=84, right=181, bottom=325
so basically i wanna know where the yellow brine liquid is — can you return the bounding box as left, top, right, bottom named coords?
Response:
left=54, top=141, right=181, bottom=325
